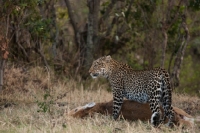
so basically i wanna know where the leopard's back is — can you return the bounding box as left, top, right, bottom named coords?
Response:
left=110, top=67, right=170, bottom=103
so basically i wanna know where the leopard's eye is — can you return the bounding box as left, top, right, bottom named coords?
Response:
left=93, top=63, right=98, bottom=68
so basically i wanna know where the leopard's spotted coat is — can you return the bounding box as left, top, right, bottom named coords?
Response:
left=89, top=55, right=175, bottom=127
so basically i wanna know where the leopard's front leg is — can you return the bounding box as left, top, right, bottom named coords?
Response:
left=112, top=89, right=124, bottom=120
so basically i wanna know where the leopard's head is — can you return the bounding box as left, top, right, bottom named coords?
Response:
left=89, top=55, right=112, bottom=78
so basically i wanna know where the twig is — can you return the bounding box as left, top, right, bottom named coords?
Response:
left=54, top=88, right=73, bottom=101
left=37, top=39, right=50, bottom=71
left=15, top=25, right=30, bottom=62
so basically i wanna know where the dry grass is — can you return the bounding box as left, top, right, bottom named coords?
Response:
left=0, top=65, right=199, bottom=133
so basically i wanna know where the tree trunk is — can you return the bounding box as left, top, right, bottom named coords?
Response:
left=86, top=0, right=94, bottom=68
left=71, top=0, right=100, bottom=78
left=0, top=59, right=5, bottom=91
left=171, top=15, right=189, bottom=87
left=161, top=28, right=168, bottom=68
left=64, top=0, right=80, bottom=50
left=64, top=0, right=86, bottom=76
left=49, top=0, right=58, bottom=59
left=0, top=33, right=9, bottom=92
left=85, top=0, right=100, bottom=68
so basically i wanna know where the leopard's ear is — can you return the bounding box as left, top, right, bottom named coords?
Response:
left=105, top=55, right=111, bottom=62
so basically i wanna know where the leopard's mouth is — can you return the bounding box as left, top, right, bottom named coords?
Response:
left=90, top=73, right=99, bottom=78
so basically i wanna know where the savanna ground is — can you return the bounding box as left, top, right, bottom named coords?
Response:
left=0, top=64, right=200, bottom=133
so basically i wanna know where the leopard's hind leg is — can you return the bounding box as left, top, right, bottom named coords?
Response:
left=150, top=100, right=162, bottom=127
left=149, top=82, right=162, bottom=127
left=161, top=92, right=175, bottom=127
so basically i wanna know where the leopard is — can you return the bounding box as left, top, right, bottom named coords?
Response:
left=89, top=55, right=175, bottom=127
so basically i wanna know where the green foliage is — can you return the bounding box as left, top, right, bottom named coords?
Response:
left=100, top=1, right=110, bottom=15
left=2, top=0, right=52, bottom=39
left=126, top=53, right=144, bottom=70
left=189, top=0, right=200, bottom=11
left=57, top=8, right=69, bottom=20
left=178, top=54, right=200, bottom=97
left=36, top=91, right=53, bottom=113
left=26, top=18, right=52, bottom=38
left=56, top=7, right=69, bottom=29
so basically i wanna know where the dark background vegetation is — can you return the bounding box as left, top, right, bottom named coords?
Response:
left=0, top=0, right=200, bottom=96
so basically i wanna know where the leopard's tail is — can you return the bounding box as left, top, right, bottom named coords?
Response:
left=160, top=69, right=175, bottom=126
